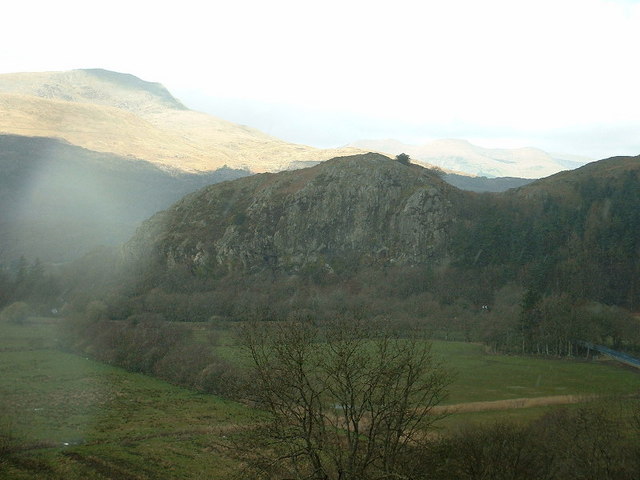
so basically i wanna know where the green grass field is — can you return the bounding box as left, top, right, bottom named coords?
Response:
left=430, top=341, right=639, bottom=404
left=0, top=320, right=257, bottom=479
left=212, top=326, right=639, bottom=404
left=1, top=318, right=638, bottom=478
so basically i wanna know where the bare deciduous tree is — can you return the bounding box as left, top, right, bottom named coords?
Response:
left=241, top=317, right=451, bottom=480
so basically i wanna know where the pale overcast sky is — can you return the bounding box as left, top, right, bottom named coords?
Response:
left=1, top=0, right=639, bottom=158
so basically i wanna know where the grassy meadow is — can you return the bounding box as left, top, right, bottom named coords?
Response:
left=0, top=319, right=257, bottom=479
left=1, top=318, right=638, bottom=478
left=430, top=340, right=639, bottom=404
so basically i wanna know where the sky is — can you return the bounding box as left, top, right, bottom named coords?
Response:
left=2, top=0, right=639, bottom=159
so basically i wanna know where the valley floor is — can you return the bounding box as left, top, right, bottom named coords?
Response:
left=1, top=318, right=638, bottom=479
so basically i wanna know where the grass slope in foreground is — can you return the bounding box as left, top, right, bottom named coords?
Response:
left=0, top=320, right=256, bottom=480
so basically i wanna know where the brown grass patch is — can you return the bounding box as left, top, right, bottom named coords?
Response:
left=433, top=394, right=597, bottom=414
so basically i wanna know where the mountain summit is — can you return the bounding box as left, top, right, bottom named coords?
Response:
left=0, top=68, right=187, bottom=113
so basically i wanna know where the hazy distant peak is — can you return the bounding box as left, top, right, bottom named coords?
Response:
left=429, top=138, right=474, bottom=148
left=348, top=138, right=413, bottom=152
left=348, top=138, right=592, bottom=178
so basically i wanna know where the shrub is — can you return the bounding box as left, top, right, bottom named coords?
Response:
left=395, top=153, right=411, bottom=165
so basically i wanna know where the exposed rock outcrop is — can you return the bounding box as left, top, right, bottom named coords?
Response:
left=123, top=153, right=460, bottom=273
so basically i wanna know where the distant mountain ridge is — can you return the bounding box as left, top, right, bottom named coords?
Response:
left=0, top=69, right=363, bottom=172
left=349, top=138, right=592, bottom=178
left=442, top=174, right=534, bottom=192
left=0, top=69, right=591, bottom=178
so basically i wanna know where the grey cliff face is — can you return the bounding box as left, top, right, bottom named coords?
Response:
left=123, top=154, right=457, bottom=273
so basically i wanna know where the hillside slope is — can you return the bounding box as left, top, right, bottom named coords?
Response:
left=452, top=155, right=640, bottom=309
left=116, top=153, right=640, bottom=313
left=0, top=69, right=363, bottom=172
left=0, top=135, right=249, bottom=263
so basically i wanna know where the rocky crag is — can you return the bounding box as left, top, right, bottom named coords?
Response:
left=124, top=153, right=460, bottom=274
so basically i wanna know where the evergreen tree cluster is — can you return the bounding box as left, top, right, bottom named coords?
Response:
left=0, top=256, right=60, bottom=315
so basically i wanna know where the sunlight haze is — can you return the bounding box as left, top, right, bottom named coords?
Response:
left=2, top=0, right=639, bottom=158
